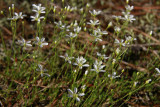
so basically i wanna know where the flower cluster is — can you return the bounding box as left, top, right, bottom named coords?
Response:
left=30, top=4, right=46, bottom=22
left=112, top=5, right=136, bottom=23
left=17, top=36, right=48, bottom=49
left=114, top=36, right=136, bottom=46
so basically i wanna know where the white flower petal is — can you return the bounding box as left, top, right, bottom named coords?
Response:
left=76, top=97, right=80, bottom=102
left=78, top=93, right=85, bottom=96
left=74, top=87, right=78, bottom=93
left=67, top=89, right=73, bottom=94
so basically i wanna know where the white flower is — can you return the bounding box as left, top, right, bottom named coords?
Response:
left=8, top=12, right=26, bottom=20
left=87, top=20, right=100, bottom=26
left=89, top=10, right=101, bottom=16
left=116, top=48, right=120, bottom=55
left=14, top=12, right=26, bottom=19
left=112, top=15, right=123, bottom=20
left=74, top=26, right=81, bottom=34
left=35, top=37, right=48, bottom=47
left=59, top=53, right=74, bottom=64
left=30, top=13, right=44, bottom=22
left=32, top=4, right=46, bottom=14
left=18, top=38, right=32, bottom=48
left=94, top=28, right=108, bottom=35
left=67, top=87, right=85, bottom=102
left=73, top=56, right=89, bottom=69
left=54, top=21, right=70, bottom=31
left=97, top=52, right=109, bottom=60
left=125, top=36, right=136, bottom=43
left=114, top=26, right=121, bottom=33
left=125, top=5, right=134, bottom=11
left=91, top=31, right=103, bottom=42
left=36, top=64, right=50, bottom=77
left=123, top=14, right=136, bottom=23
left=81, top=85, right=86, bottom=90
left=115, top=39, right=125, bottom=46
left=91, top=60, right=106, bottom=73
left=108, top=72, right=120, bottom=79
left=66, top=32, right=77, bottom=39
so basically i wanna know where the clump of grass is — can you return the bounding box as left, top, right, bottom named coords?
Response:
left=0, top=0, right=160, bottom=106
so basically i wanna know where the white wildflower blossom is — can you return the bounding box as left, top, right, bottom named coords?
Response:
left=97, top=52, right=109, bottom=60
left=87, top=20, right=100, bottom=26
left=73, top=56, right=89, bottom=69
left=125, top=5, right=134, bottom=11
left=67, top=87, right=85, bottom=102
left=114, top=26, right=121, bottom=33
left=36, top=64, right=50, bottom=77
left=91, top=30, right=104, bottom=42
left=125, top=36, right=136, bottom=44
left=59, top=53, right=74, bottom=64
left=14, top=12, right=26, bottom=19
left=31, top=4, right=45, bottom=22
left=89, top=10, right=101, bottom=16
left=81, top=85, right=86, bottom=91
left=35, top=37, right=48, bottom=48
left=54, top=21, right=70, bottom=31
left=74, top=26, right=81, bottom=34
left=94, top=28, right=108, bottom=35
left=91, top=60, right=106, bottom=73
left=115, top=39, right=125, bottom=46
left=30, top=13, right=44, bottom=22
left=8, top=12, right=26, bottom=20
left=18, top=38, right=32, bottom=48
left=116, top=48, right=120, bottom=55
left=66, top=32, right=77, bottom=39
left=112, top=15, right=123, bottom=20
left=108, top=72, right=120, bottom=79
left=123, top=14, right=136, bottom=23
left=32, top=4, right=46, bottom=14
left=91, top=33, right=102, bottom=42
